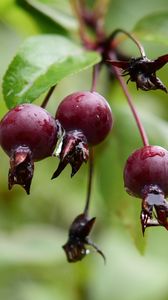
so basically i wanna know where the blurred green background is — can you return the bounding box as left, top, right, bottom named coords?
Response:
left=1, top=1, right=168, bottom=300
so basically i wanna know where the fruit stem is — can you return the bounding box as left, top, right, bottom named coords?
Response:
left=41, top=85, right=56, bottom=109
left=70, top=0, right=93, bottom=48
left=109, top=29, right=146, bottom=58
left=71, top=0, right=106, bottom=48
left=112, top=55, right=149, bottom=147
left=84, top=147, right=94, bottom=216
left=91, top=64, right=100, bottom=92
left=91, top=0, right=108, bottom=40
left=93, top=0, right=109, bottom=37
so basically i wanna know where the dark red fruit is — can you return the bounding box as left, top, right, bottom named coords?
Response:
left=0, top=104, right=57, bottom=160
left=0, top=103, right=58, bottom=194
left=52, top=91, right=113, bottom=178
left=56, top=91, right=113, bottom=146
left=124, top=145, right=168, bottom=197
left=124, top=145, right=168, bottom=233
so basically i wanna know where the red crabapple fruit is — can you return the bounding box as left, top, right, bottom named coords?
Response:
left=124, top=145, right=168, bottom=233
left=52, top=91, right=113, bottom=178
left=0, top=104, right=58, bottom=194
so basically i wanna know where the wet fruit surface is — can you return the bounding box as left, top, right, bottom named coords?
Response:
left=56, top=91, right=113, bottom=145
left=0, top=103, right=58, bottom=161
left=124, top=145, right=168, bottom=198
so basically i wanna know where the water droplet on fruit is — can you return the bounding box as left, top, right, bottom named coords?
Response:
left=140, top=147, right=165, bottom=160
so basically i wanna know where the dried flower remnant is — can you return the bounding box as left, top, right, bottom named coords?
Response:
left=63, top=213, right=105, bottom=263
left=141, top=185, right=168, bottom=234
left=8, top=146, right=34, bottom=195
left=52, top=130, right=89, bottom=178
left=109, top=54, right=168, bottom=92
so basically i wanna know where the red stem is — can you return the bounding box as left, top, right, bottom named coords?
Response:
left=112, top=61, right=149, bottom=147
left=91, top=64, right=100, bottom=92
left=109, top=29, right=146, bottom=58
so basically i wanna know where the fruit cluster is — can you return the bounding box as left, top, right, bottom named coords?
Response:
left=0, top=92, right=112, bottom=262
left=0, top=91, right=112, bottom=194
left=1, top=1, right=168, bottom=263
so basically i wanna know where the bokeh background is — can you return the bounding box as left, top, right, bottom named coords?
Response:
left=0, top=1, right=168, bottom=300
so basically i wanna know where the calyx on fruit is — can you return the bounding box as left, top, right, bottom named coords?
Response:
left=8, top=146, right=34, bottom=194
left=141, top=185, right=168, bottom=234
left=52, top=130, right=89, bottom=179
left=0, top=104, right=58, bottom=194
left=124, top=145, right=168, bottom=233
left=53, top=91, right=113, bottom=178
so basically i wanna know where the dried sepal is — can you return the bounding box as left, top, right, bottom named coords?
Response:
left=52, top=130, right=89, bottom=179
left=108, top=54, right=168, bottom=92
left=63, top=213, right=105, bottom=263
left=141, top=185, right=168, bottom=234
left=8, top=146, right=34, bottom=195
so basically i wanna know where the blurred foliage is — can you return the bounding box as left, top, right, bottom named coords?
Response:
left=1, top=1, right=168, bottom=300
left=23, top=0, right=78, bottom=31
left=134, top=12, right=168, bottom=45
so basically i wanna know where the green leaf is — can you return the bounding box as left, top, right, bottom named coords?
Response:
left=24, top=0, right=78, bottom=31
left=134, top=11, right=168, bottom=45
left=3, top=35, right=101, bottom=108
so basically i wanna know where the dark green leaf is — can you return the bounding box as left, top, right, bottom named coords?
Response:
left=3, top=35, right=101, bottom=108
